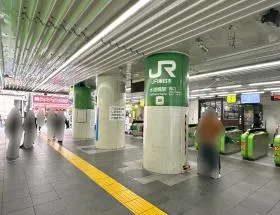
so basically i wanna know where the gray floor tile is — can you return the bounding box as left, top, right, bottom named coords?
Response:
left=240, top=196, right=276, bottom=215
left=29, top=184, right=54, bottom=196
left=2, top=189, right=30, bottom=202
left=66, top=200, right=96, bottom=215
left=31, top=191, right=59, bottom=205
left=2, top=196, right=33, bottom=214
left=34, top=199, right=68, bottom=215
left=6, top=207, right=35, bottom=215
left=229, top=205, right=262, bottom=215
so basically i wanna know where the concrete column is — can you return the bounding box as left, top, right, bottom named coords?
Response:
left=143, top=52, right=189, bottom=174
left=96, top=74, right=125, bottom=149
left=72, top=83, right=95, bottom=139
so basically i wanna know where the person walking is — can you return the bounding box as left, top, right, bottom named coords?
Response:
left=36, top=109, right=45, bottom=132
left=196, top=107, right=224, bottom=179
left=55, top=111, right=68, bottom=144
left=5, top=107, right=23, bottom=160
left=47, top=109, right=56, bottom=141
left=21, top=110, right=37, bottom=149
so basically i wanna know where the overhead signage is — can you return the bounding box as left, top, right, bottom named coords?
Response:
left=33, top=95, right=69, bottom=110
left=145, top=53, right=189, bottom=107
left=109, top=106, right=125, bottom=121
left=226, top=95, right=237, bottom=104
left=271, top=95, right=280, bottom=101
left=240, top=93, right=260, bottom=104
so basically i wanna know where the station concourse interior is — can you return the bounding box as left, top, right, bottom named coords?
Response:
left=1, top=1, right=280, bottom=215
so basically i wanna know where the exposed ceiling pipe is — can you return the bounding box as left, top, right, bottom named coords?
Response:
left=66, top=0, right=280, bottom=82
left=60, top=0, right=256, bottom=77
left=24, top=0, right=103, bottom=86
left=19, top=0, right=62, bottom=78
left=13, top=0, right=40, bottom=78
left=25, top=0, right=254, bottom=88
left=11, top=0, right=24, bottom=78
left=33, top=0, right=153, bottom=91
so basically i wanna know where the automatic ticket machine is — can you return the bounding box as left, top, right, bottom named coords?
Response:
left=241, top=128, right=269, bottom=160
left=219, top=127, right=243, bottom=154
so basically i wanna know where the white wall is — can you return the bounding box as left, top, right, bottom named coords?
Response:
left=261, top=94, right=280, bottom=140
left=188, top=98, right=199, bottom=124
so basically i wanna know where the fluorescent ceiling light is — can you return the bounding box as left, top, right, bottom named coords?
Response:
left=191, top=88, right=212, bottom=92
left=271, top=90, right=280, bottom=93
left=200, top=95, right=214, bottom=98
left=234, top=89, right=257, bottom=93
left=264, top=87, right=280, bottom=91
left=241, top=91, right=264, bottom=95
left=208, top=91, right=228, bottom=95
left=249, top=81, right=280, bottom=86
left=190, top=60, right=280, bottom=80
left=216, top=85, right=242, bottom=90
left=189, top=96, right=197, bottom=99
left=33, top=0, right=152, bottom=91
left=191, top=94, right=207, bottom=97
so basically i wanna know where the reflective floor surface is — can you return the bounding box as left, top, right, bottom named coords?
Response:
left=0, top=128, right=280, bottom=215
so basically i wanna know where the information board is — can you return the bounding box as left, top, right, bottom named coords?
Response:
left=109, top=106, right=125, bottom=121
left=241, top=94, right=260, bottom=104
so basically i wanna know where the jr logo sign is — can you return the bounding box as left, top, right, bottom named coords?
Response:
left=149, top=60, right=176, bottom=79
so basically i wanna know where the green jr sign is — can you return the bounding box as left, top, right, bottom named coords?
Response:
left=144, top=52, right=189, bottom=107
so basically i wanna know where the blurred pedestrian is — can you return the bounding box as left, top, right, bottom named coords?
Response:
left=55, top=111, right=68, bottom=144
left=21, top=110, right=36, bottom=149
left=36, top=109, right=45, bottom=132
left=196, top=107, right=224, bottom=179
left=47, top=109, right=56, bottom=141
left=5, top=107, right=23, bottom=160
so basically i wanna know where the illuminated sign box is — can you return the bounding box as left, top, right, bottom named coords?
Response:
left=241, top=93, right=260, bottom=104
left=227, top=95, right=237, bottom=104
left=271, top=95, right=280, bottom=101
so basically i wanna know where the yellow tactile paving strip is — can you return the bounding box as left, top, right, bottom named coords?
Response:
left=43, top=137, right=167, bottom=215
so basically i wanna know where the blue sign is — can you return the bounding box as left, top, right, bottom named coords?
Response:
left=241, top=94, right=260, bottom=104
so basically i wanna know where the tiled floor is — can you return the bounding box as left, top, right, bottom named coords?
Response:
left=1, top=128, right=280, bottom=215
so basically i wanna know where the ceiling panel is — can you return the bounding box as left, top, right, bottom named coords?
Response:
left=1, top=0, right=280, bottom=93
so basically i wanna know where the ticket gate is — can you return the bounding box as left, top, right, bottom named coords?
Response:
left=273, top=135, right=280, bottom=166
left=241, top=128, right=269, bottom=160
left=219, top=127, right=242, bottom=154
left=188, top=124, right=197, bottom=147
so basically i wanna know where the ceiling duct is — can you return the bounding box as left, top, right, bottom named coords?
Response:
left=261, top=8, right=280, bottom=27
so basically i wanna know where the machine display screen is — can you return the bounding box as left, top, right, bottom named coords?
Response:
left=241, top=93, right=260, bottom=104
